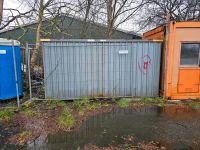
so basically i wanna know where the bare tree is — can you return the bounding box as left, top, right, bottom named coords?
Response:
left=75, top=0, right=146, bottom=38
left=79, top=0, right=93, bottom=38
left=31, top=0, right=54, bottom=65
left=137, top=0, right=200, bottom=32
left=75, top=0, right=104, bottom=38
left=103, top=0, right=146, bottom=38
left=0, top=0, right=81, bottom=66
left=16, top=0, right=75, bottom=65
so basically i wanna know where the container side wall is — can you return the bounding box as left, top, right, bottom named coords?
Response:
left=143, top=26, right=165, bottom=40
left=42, top=40, right=161, bottom=100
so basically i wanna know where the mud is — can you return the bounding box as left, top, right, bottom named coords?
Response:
left=1, top=102, right=200, bottom=150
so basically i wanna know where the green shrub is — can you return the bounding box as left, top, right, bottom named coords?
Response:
left=117, top=98, right=131, bottom=108
left=58, top=107, right=75, bottom=128
left=0, top=108, right=15, bottom=121
left=189, top=102, right=200, bottom=110
left=74, top=97, right=90, bottom=114
left=139, top=97, right=149, bottom=105
left=88, top=102, right=102, bottom=110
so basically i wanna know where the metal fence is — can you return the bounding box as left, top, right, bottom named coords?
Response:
left=26, top=44, right=45, bottom=100
left=40, top=40, right=162, bottom=100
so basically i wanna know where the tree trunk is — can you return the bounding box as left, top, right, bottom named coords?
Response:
left=106, top=0, right=113, bottom=39
left=0, top=0, right=4, bottom=24
left=31, top=0, right=44, bottom=66
left=80, top=0, right=92, bottom=38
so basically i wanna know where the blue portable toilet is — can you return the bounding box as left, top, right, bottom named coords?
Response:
left=0, top=39, right=23, bottom=100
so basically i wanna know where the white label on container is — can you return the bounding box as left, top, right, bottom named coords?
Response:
left=87, top=39, right=95, bottom=42
left=0, top=50, right=6, bottom=54
left=119, top=50, right=128, bottom=54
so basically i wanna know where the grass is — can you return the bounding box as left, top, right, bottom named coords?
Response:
left=189, top=102, right=200, bottom=110
left=22, top=100, right=66, bottom=110
left=0, top=108, right=15, bottom=121
left=58, top=107, right=75, bottom=129
left=117, top=98, right=132, bottom=108
left=23, top=109, right=41, bottom=117
left=138, top=97, right=165, bottom=106
left=88, top=102, right=102, bottom=110
left=21, top=100, right=66, bottom=117
left=22, top=101, right=35, bottom=108
left=74, top=97, right=90, bottom=115
left=45, top=100, right=66, bottom=109
left=74, top=97, right=108, bottom=115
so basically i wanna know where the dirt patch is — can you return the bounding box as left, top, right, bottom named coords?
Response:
left=6, top=106, right=63, bottom=145
left=0, top=101, right=114, bottom=146
left=0, top=98, right=184, bottom=147
left=82, top=142, right=167, bottom=150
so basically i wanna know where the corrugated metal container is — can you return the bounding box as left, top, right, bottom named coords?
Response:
left=0, top=39, right=23, bottom=100
left=42, top=40, right=161, bottom=100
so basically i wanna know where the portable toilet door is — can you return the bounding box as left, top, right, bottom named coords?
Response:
left=0, top=39, right=23, bottom=100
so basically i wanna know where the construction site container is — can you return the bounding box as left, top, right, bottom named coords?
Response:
left=42, top=39, right=161, bottom=100
left=144, top=21, right=200, bottom=100
left=0, top=39, right=23, bottom=100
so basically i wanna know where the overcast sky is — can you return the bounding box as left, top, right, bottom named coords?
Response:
left=5, top=0, right=20, bottom=9
left=3, top=1, right=138, bottom=32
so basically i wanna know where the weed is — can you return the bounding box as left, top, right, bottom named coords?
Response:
left=195, top=98, right=200, bottom=102
left=74, top=100, right=83, bottom=109
left=138, top=97, right=149, bottom=105
left=22, top=101, right=35, bottom=108
left=153, top=97, right=165, bottom=106
left=88, top=102, right=102, bottom=110
left=189, top=102, right=200, bottom=110
left=58, top=107, right=75, bottom=129
left=138, top=97, right=165, bottom=106
left=101, top=103, right=110, bottom=107
left=173, top=100, right=183, bottom=106
left=117, top=98, right=131, bottom=108
left=74, top=97, right=110, bottom=114
left=46, top=100, right=66, bottom=109
left=74, top=97, right=90, bottom=114
left=23, top=109, right=41, bottom=117
left=81, top=97, right=90, bottom=104
left=78, top=107, right=86, bottom=115
left=0, top=108, right=15, bottom=121
left=13, top=131, right=33, bottom=145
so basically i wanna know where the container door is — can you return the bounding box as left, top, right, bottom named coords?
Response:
left=178, top=43, right=200, bottom=93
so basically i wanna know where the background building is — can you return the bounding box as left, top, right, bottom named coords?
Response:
left=0, top=16, right=141, bottom=46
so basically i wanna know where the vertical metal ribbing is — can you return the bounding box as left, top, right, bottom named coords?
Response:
left=42, top=40, right=162, bottom=100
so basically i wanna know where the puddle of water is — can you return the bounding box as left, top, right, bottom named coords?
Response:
left=5, top=105, right=200, bottom=150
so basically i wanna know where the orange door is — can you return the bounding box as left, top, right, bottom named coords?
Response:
left=178, top=43, right=200, bottom=95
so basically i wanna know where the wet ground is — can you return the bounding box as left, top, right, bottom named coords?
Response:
left=18, top=105, right=200, bottom=150
left=0, top=125, right=21, bottom=150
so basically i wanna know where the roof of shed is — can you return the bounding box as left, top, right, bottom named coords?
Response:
left=0, top=15, right=142, bottom=37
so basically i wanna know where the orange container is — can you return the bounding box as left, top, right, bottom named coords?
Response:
left=144, top=21, right=200, bottom=100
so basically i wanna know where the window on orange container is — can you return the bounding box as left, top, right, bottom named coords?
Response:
left=180, top=43, right=200, bottom=66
